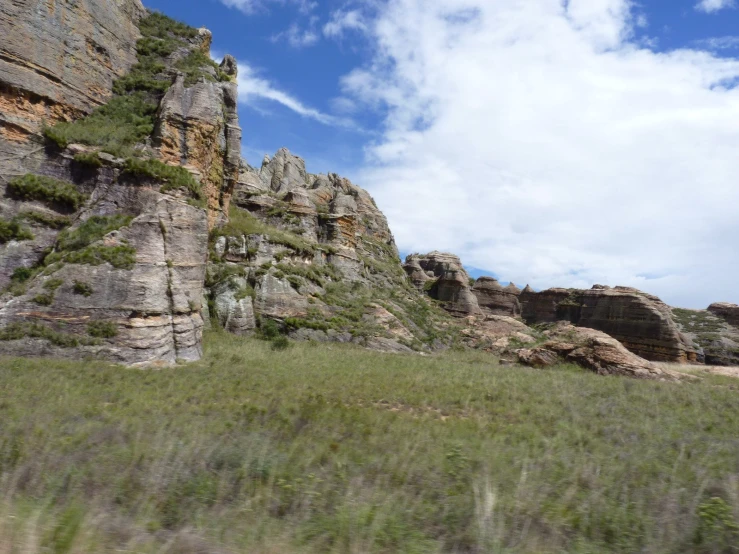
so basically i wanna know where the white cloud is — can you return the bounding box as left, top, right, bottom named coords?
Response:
left=271, top=22, right=319, bottom=48
left=323, top=9, right=368, bottom=38
left=695, top=0, right=736, bottom=13
left=341, top=0, right=739, bottom=308
left=695, top=36, right=739, bottom=50
left=219, top=0, right=317, bottom=15
left=235, top=62, right=347, bottom=126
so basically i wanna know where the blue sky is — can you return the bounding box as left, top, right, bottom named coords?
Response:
left=144, top=0, right=739, bottom=308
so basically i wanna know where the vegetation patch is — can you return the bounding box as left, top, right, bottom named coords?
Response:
left=234, top=284, right=256, bottom=301
left=0, top=322, right=98, bottom=347
left=46, top=244, right=137, bottom=270
left=87, top=321, right=118, bottom=339
left=122, top=158, right=204, bottom=203
left=0, top=217, right=34, bottom=243
left=73, top=151, right=103, bottom=168
left=56, top=215, right=133, bottom=252
left=72, top=280, right=94, bottom=297
left=21, top=210, right=71, bottom=229
left=31, top=278, right=64, bottom=306
left=274, top=262, right=341, bottom=288
left=213, top=206, right=316, bottom=256
left=175, top=49, right=232, bottom=86
left=7, top=174, right=86, bottom=211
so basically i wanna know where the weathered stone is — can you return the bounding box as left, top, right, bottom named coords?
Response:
left=520, top=285, right=700, bottom=363
left=404, top=252, right=481, bottom=317
left=213, top=278, right=256, bottom=334
left=472, top=276, right=521, bottom=317
left=0, top=0, right=145, bottom=143
left=517, top=323, right=687, bottom=381
left=707, top=303, right=739, bottom=327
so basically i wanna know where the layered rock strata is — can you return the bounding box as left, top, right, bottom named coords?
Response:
left=520, top=285, right=700, bottom=363
left=516, top=322, right=688, bottom=381
left=0, top=0, right=146, bottom=143
left=207, top=150, right=458, bottom=352
left=0, top=10, right=239, bottom=365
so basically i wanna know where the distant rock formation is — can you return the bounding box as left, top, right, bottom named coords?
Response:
left=404, top=252, right=482, bottom=317
left=472, top=277, right=521, bottom=317
left=516, top=322, right=688, bottom=381
left=707, top=303, right=739, bottom=327
left=520, top=285, right=700, bottom=363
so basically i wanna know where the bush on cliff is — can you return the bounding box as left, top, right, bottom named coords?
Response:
left=7, top=174, right=86, bottom=211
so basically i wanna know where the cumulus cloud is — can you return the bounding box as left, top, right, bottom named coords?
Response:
left=342, top=0, right=739, bottom=308
left=695, top=0, right=736, bottom=13
left=323, top=9, right=367, bottom=38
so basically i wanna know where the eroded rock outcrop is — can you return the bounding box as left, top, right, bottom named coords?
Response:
left=0, top=10, right=239, bottom=365
left=207, top=150, right=459, bottom=352
left=0, top=0, right=146, bottom=144
left=672, top=306, right=739, bottom=366
left=472, top=277, right=521, bottom=317
left=520, top=285, right=700, bottom=363
left=404, top=252, right=482, bottom=317
left=516, top=322, right=688, bottom=381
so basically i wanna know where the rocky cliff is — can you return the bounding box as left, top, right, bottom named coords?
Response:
left=0, top=9, right=239, bottom=365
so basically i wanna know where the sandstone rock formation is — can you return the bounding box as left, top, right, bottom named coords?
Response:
left=520, top=285, right=700, bottom=363
left=672, top=305, right=739, bottom=366
left=404, top=252, right=482, bottom=317
left=0, top=0, right=146, bottom=144
left=516, top=323, right=687, bottom=381
left=207, top=150, right=459, bottom=351
left=0, top=10, right=239, bottom=365
left=472, top=276, right=521, bottom=317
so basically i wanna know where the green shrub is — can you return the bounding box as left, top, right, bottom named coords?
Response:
left=56, top=215, right=133, bottom=252
left=0, top=322, right=96, bottom=347
left=11, top=267, right=35, bottom=283
left=258, top=318, right=282, bottom=340
left=270, top=335, right=290, bottom=351
left=0, top=218, right=34, bottom=243
left=175, top=50, right=231, bottom=86
left=122, top=158, right=204, bottom=202
left=73, top=281, right=94, bottom=297
left=138, top=11, right=199, bottom=40
left=43, top=94, right=158, bottom=157
left=234, top=284, right=256, bottom=301
left=694, top=497, right=739, bottom=551
left=7, top=175, right=86, bottom=211
left=21, top=211, right=71, bottom=229
left=423, top=279, right=437, bottom=292
left=73, top=151, right=103, bottom=168
left=46, top=244, right=137, bottom=270
left=87, top=321, right=118, bottom=339
left=213, top=206, right=317, bottom=256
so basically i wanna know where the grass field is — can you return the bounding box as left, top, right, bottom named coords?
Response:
left=1, top=331, right=739, bottom=553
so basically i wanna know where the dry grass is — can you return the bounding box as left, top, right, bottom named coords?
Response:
left=1, top=332, right=738, bottom=553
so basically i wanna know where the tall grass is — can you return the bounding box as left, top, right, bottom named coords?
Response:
left=0, top=332, right=738, bottom=553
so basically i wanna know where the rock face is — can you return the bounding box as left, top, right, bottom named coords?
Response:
left=520, top=286, right=700, bottom=363
left=0, top=10, right=238, bottom=365
left=404, top=252, right=482, bottom=317
left=516, top=323, right=687, bottom=381
left=672, top=306, right=739, bottom=366
left=472, top=277, right=521, bottom=317
left=0, top=0, right=145, bottom=144
left=207, top=150, right=459, bottom=352
left=707, top=303, right=739, bottom=327
left=154, top=62, right=241, bottom=226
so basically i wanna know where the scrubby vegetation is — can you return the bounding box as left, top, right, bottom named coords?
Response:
left=0, top=217, right=34, bottom=243
left=20, top=210, right=72, bottom=229
left=0, top=322, right=98, bottom=348
left=122, top=158, right=204, bottom=203
left=7, top=174, right=86, bottom=211
left=56, top=215, right=133, bottom=251
left=213, top=205, right=317, bottom=256
left=1, top=332, right=738, bottom=553
left=73, top=151, right=103, bottom=168
left=31, top=277, right=64, bottom=306
left=42, top=10, right=225, bottom=173
left=46, top=244, right=137, bottom=270
left=72, top=280, right=94, bottom=297
left=87, top=321, right=118, bottom=339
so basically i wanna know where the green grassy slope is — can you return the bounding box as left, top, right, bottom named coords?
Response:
left=1, top=333, right=738, bottom=553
